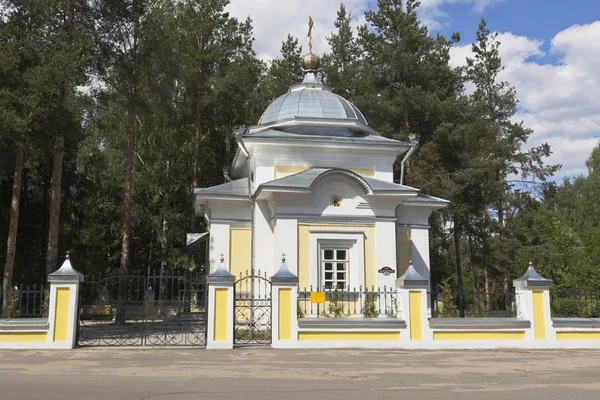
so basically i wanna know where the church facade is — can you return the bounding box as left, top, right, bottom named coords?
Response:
left=191, top=53, right=448, bottom=291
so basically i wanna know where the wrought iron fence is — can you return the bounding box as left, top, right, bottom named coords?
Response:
left=0, top=283, right=49, bottom=318
left=298, top=286, right=399, bottom=318
left=77, top=270, right=208, bottom=347
left=432, top=288, right=516, bottom=318
left=551, top=287, right=600, bottom=318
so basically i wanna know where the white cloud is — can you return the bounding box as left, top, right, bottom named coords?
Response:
left=226, top=0, right=499, bottom=59
left=450, top=22, right=600, bottom=178
left=417, top=0, right=504, bottom=29
left=226, top=0, right=370, bottom=61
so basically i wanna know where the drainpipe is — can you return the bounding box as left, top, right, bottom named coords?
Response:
left=400, top=134, right=419, bottom=185
left=235, top=127, right=254, bottom=275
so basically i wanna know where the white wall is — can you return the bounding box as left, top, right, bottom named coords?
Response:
left=209, top=223, right=230, bottom=273
left=375, top=219, right=398, bottom=288
left=273, top=218, right=298, bottom=275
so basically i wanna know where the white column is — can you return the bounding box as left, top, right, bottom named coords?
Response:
left=271, top=257, right=299, bottom=349
left=209, top=223, right=230, bottom=273
left=273, top=218, right=298, bottom=275
left=410, top=226, right=430, bottom=284
left=375, top=219, right=397, bottom=289
left=206, top=257, right=236, bottom=350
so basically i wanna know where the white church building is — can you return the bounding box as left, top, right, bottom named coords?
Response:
left=190, top=53, right=448, bottom=290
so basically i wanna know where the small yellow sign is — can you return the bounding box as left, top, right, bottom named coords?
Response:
left=310, top=292, right=326, bottom=304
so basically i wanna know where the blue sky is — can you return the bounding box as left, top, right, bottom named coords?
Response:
left=436, top=0, right=599, bottom=45
left=228, top=0, right=600, bottom=179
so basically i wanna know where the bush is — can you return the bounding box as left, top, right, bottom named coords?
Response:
left=362, top=293, right=378, bottom=318
left=326, top=290, right=345, bottom=318
left=297, top=299, right=305, bottom=319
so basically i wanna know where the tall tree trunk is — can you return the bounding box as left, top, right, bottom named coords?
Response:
left=46, top=0, right=73, bottom=275
left=159, top=160, right=169, bottom=310
left=3, top=149, right=24, bottom=316
left=453, top=217, right=465, bottom=318
left=497, top=197, right=509, bottom=294
left=120, top=97, right=135, bottom=274
left=190, top=77, right=201, bottom=232
left=116, top=94, right=135, bottom=324
left=46, top=131, right=65, bottom=274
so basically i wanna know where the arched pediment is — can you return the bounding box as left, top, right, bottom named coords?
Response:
left=309, top=169, right=373, bottom=195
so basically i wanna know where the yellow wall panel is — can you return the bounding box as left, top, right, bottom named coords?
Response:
left=299, top=331, right=400, bottom=341
left=230, top=229, right=251, bottom=279
left=214, top=288, right=229, bottom=341
left=297, top=225, right=376, bottom=289
left=533, top=290, right=546, bottom=340
left=278, top=288, right=293, bottom=340
left=556, top=331, right=600, bottom=340
left=53, top=288, right=70, bottom=342
left=0, top=332, right=47, bottom=343
left=274, top=166, right=375, bottom=180
left=409, top=290, right=422, bottom=340
left=274, top=166, right=311, bottom=179
left=347, top=168, right=375, bottom=177
left=433, top=331, right=525, bottom=340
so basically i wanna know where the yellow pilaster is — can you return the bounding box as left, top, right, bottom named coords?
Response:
left=53, top=288, right=70, bottom=342
left=278, top=288, right=292, bottom=340
left=214, top=288, right=229, bottom=341
left=409, top=290, right=423, bottom=340
left=533, top=290, right=546, bottom=340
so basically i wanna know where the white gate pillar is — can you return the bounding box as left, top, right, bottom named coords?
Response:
left=271, top=255, right=299, bottom=348
left=206, top=255, right=235, bottom=349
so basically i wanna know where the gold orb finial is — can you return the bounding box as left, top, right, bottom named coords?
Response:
left=220, top=253, right=225, bottom=263
left=66, top=250, right=71, bottom=260
left=282, top=253, right=286, bottom=263
left=529, top=260, right=533, bottom=266
left=302, top=53, right=320, bottom=72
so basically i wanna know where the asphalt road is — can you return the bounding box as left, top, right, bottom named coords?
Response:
left=0, top=348, right=599, bottom=399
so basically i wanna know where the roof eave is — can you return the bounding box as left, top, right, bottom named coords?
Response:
left=247, top=117, right=383, bottom=137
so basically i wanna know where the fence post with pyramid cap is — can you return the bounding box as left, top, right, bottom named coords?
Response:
left=47, top=251, right=84, bottom=349
left=271, top=254, right=299, bottom=348
left=513, top=261, right=554, bottom=341
left=207, top=254, right=235, bottom=349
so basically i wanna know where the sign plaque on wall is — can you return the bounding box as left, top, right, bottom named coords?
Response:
left=378, top=266, right=394, bottom=276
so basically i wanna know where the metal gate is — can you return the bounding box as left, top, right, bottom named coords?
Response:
left=77, top=271, right=207, bottom=347
left=233, top=271, right=272, bottom=345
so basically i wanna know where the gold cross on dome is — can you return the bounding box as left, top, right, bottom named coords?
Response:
left=308, top=16, right=314, bottom=53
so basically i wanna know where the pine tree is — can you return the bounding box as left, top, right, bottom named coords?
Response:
left=466, top=19, right=559, bottom=291
left=45, top=0, right=93, bottom=274
left=322, top=3, right=359, bottom=96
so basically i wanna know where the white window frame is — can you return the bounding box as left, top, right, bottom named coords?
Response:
left=309, top=231, right=365, bottom=290
left=321, top=247, right=350, bottom=289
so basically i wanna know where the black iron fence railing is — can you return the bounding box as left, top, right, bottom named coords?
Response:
left=551, top=287, right=600, bottom=318
left=298, top=286, right=399, bottom=318
left=432, top=288, right=517, bottom=318
left=0, top=284, right=50, bottom=319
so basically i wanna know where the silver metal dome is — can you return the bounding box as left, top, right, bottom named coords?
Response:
left=258, top=81, right=368, bottom=126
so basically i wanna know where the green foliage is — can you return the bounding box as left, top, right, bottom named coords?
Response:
left=297, top=299, right=305, bottom=319
left=437, top=279, right=459, bottom=318
left=551, top=297, right=600, bottom=318
left=362, top=292, right=378, bottom=318
left=326, top=290, right=345, bottom=318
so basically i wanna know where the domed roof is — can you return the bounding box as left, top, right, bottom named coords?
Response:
left=258, top=82, right=368, bottom=126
